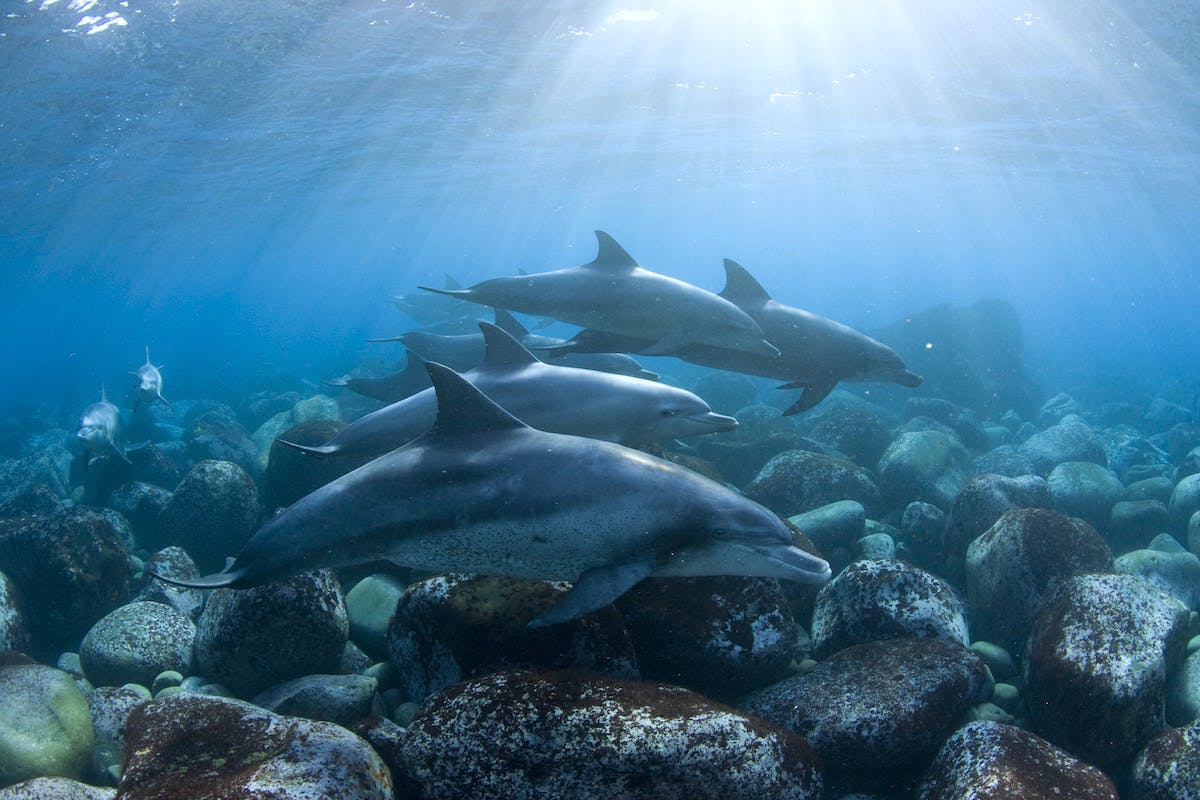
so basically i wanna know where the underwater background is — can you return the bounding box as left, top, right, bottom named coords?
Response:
left=2, top=0, right=1198, bottom=420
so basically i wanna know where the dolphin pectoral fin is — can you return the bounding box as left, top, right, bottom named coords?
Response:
left=777, top=379, right=837, bottom=415
left=157, top=392, right=172, bottom=408
left=418, top=285, right=471, bottom=299
left=641, top=333, right=688, bottom=356
left=111, top=442, right=132, bottom=465
left=148, top=561, right=240, bottom=590
left=274, top=439, right=338, bottom=457
left=527, top=561, right=655, bottom=628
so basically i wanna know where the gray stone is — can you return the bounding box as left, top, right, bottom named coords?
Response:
left=0, top=778, right=115, bottom=799
left=1166, top=650, right=1200, bottom=726
left=0, top=664, right=93, bottom=786
left=744, top=449, right=880, bottom=518
left=1025, top=573, right=1189, bottom=771
left=79, top=601, right=196, bottom=688
left=856, top=532, right=895, bottom=560
left=787, top=500, right=866, bottom=552
left=876, top=430, right=972, bottom=512
left=1046, top=461, right=1125, bottom=530
left=1191, top=510, right=1200, bottom=559
left=0, top=571, right=29, bottom=654
left=194, top=569, right=348, bottom=697
left=969, top=641, right=1016, bottom=682
left=1169, top=473, right=1200, bottom=535
left=1128, top=718, right=1200, bottom=800
left=917, top=721, right=1117, bottom=800
left=1020, top=418, right=1106, bottom=475
left=344, top=573, right=407, bottom=659
left=399, top=669, right=822, bottom=800
left=252, top=674, right=378, bottom=726
left=86, top=685, right=145, bottom=785
left=156, top=459, right=259, bottom=573
left=1037, top=393, right=1085, bottom=427
left=945, top=474, right=1050, bottom=568
left=1109, top=499, right=1171, bottom=552
left=972, top=445, right=1036, bottom=478
left=1125, top=476, right=1176, bottom=504
left=133, top=546, right=204, bottom=620
left=1115, top=549, right=1200, bottom=610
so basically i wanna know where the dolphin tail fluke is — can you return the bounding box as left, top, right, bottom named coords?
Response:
left=274, top=438, right=338, bottom=458
left=418, top=286, right=472, bottom=299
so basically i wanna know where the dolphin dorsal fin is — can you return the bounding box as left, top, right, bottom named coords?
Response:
left=100, top=384, right=108, bottom=402
left=493, top=308, right=530, bottom=339
left=478, top=322, right=540, bottom=369
left=720, top=259, right=773, bottom=304
left=586, top=230, right=638, bottom=271
left=425, top=361, right=528, bottom=437
left=144, top=345, right=152, bottom=366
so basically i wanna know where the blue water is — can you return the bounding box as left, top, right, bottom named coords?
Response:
left=2, top=0, right=1199, bottom=417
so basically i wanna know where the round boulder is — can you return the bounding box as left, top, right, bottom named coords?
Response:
left=1046, top=461, right=1125, bottom=531
left=261, top=419, right=350, bottom=511
left=156, top=460, right=259, bottom=572
left=87, top=685, right=147, bottom=784
left=917, top=720, right=1118, bottom=800
left=945, top=473, right=1050, bottom=571
left=965, top=508, right=1113, bottom=653
left=0, top=778, right=114, bottom=799
left=1128, top=718, right=1200, bottom=800
left=1169, top=474, right=1200, bottom=536
left=386, top=574, right=637, bottom=702
left=744, top=449, right=880, bottom=518
left=194, top=570, right=348, bottom=698
left=0, top=571, right=29, bottom=654
left=810, top=559, right=969, bottom=659
left=1025, top=573, right=1189, bottom=771
left=0, top=664, right=94, bottom=786
left=1019, top=418, right=1107, bottom=475
left=397, top=669, right=822, bottom=800
left=79, top=601, right=196, bottom=688
left=876, top=430, right=972, bottom=512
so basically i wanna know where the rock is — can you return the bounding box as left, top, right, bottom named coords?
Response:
left=1143, top=397, right=1194, bottom=433
left=1037, top=393, right=1085, bottom=427
left=117, top=693, right=391, bottom=799
left=0, top=508, right=132, bottom=653
left=184, top=412, right=260, bottom=481
left=615, top=576, right=797, bottom=699
left=1152, top=422, right=1200, bottom=464
left=742, top=637, right=989, bottom=789
left=261, top=420, right=350, bottom=511
left=1128, top=718, right=1200, bottom=800
left=806, top=407, right=894, bottom=467
left=1104, top=427, right=1171, bottom=480
left=0, top=664, right=93, bottom=786
left=1191, top=511, right=1200, bottom=559
left=398, top=669, right=822, bottom=800
left=903, top=398, right=988, bottom=451
left=1046, top=461, right=1125, bottom=530
left=788, top=501, right=865, bottom=558
left=966, top=508, right=1113, bottom=653
left=126, top=444, right=185, bottom=492
left=899, top=501, right=947, bottom=566
left=810, top=559, right=969, bottom=659
left=385, top=574, right=637, bottom=702
left=944, top=474, right=1051, bottom=577
left=194, top=570, right=348, bottom=697
left=79, top=601, right=196, bottom=688
left=156, top=460, right=259, bottom=573
left=106, top=482, right=171, bottom=550
left=693, top=408, right=812, bottom=488
left=0, top=445, right=73, bottom=508
left=969, top=641, right=1016, bottom=682
left=252, top=674, right=378, bottom=726
left=1109, top=499, right=1171, bottom=552
left=971, top=445, right=1036, bottom=478
left=0, top=778, right=114, bottom=799
left=87, top=685, right=146, bottom=784
left=1115, top=549, right=1200, bottom=610
left=0, top=483, right=64, bottom=518
left=856, top=532, right=895, bottom=560
left=1025, top=573, right=1189, bottom=771
left=0, top=572, right=29, bottom=654
left=1169, top=473, right=1200, bottom=535
left=132, top=547, right=204, bottom=621
left=1020, top=418, right=1107, bottom=475
left=344, top=573, right=407, bottom=659
left=1126, top=476, right=1176, bottom=504
left=916, top=720, right=1118, bottom=800
left=744, top=450, right=880, bottom=517
left=1166, top=650, right=1200, bottom=726
left=876, top=430, right=972, bottom=512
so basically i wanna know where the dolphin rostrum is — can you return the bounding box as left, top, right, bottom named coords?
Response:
left=131, top=346, right=170, bottom=408
left=278, top=322, right=735, bottom=461
left=419, top=230, right=780, bottom=358
left=77, top=386, right=129, bottom=464
left=547, top=259, right=922, bottom=414
left=157, top=362, right=831, bottom=627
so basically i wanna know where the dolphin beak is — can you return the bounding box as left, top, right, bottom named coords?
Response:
left=692, top=412, right=738, bottom=432
left=758, top=544, right=832, bottom=584
left=898, top=370, right=923, bottom=387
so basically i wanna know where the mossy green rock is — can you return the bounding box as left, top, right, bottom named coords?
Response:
left=0, top=664, right=94, bottom=786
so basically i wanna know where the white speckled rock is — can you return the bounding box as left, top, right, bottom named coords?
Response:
left=0, top=571, right=29, bottom=653
left=87, top=685, right=146, bottom=784
left=916, top=721, right=1117, bottom=800
left=1128, top=716, right=1200, bottom=800
left=965, top=508, right=1113, bottom=652
left=810, top=559, right=969, bottom=659
left=0, top=777, right=115, bottom=799
left=117, top=693, right=391, bottom=799
left=1046, top=461, right=1125, bottom=531
left=0, top=664, right=94, bottom=787
left=741, top=637, right=989, bottom=788
left=79, top=601, right=195, bottom=688
left=1025, top=573, right=1189, bottom=771
left=1019, top=418, right=1106, bottom=475
left=397, top=669, right=822, bottom=800
left=1115, top=548, right=1200, bottom=610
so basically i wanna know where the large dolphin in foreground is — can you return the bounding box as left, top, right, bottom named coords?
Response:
left=158, top=362, right=831, bottom=627
left=278, top=322, right=735, bottom=461
left=419, top=231, right=780, bottom=358
left=77, top=386, right=129, bottom=464
left=545, top=259, right=922, bottom=414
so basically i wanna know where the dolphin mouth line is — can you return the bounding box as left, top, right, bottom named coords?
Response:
left=691, top=413, right=738, bottom=429
left=758, top=545, right=832, bottom=583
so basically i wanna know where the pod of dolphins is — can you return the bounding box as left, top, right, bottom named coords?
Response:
left=85, top=232, right=926, bottom=624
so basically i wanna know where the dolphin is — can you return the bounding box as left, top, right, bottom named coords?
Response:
left=131, top=346, right=170, bottom=409
left=278, top=322, right=735, bottom=461
left=547, top=259, right=923, bottom=414
left=77, top=386, right=130, bottom=464
left=157, top=362, right=831, bottom=627
left=391, top=274, right=483, bottom=329
left=326, top=353, right=432, bottom=404
left=419, top=230, right=780, bottom=358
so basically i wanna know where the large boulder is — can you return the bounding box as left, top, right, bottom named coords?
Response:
left=396, top=669, right=823, bottom=800
left=1129, top=717, right=1200, bottom=800
left=79, top=601, right=196, bottom=688
left=1020, top=418, right=1107, bottom=475
left=876, top=430, right=972, bottom=513
left=1046, top=461, right=1125, bottom=531
left=156, top=460, right=259, bottom=572
left=744, top=449, right=880, bottom=518
left=0, top=572, right=29, bottom=654
left=0, top=664, right=93, bottom=787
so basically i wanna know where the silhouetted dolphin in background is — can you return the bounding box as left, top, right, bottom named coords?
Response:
left=77, top=386, right=129, bottom=463
left=278, top=323, right=735, bottom=461
left=131, top=346, right=169, bottom=409
left=326, top=353, right=432, bottom=404
left=419, top=230, right=780, bottom=358
left=546, top=259, right=922, bottom=414
left=158, top=362, right=831, bottom=627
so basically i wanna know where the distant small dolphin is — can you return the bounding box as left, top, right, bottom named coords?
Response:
left=419, top=230, right=780, bottom=358
left=131, top=346, right=169, bottom=408
left=158, top=362, right=831, bottom=627
left=77, top=386, right=129, bottom=464
left=279, top=323, right=735, bottom=461
left=549, top=260, right=922, bottom=414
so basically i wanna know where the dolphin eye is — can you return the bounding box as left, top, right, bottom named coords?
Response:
left=660, top=409, right=678, bottom=417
